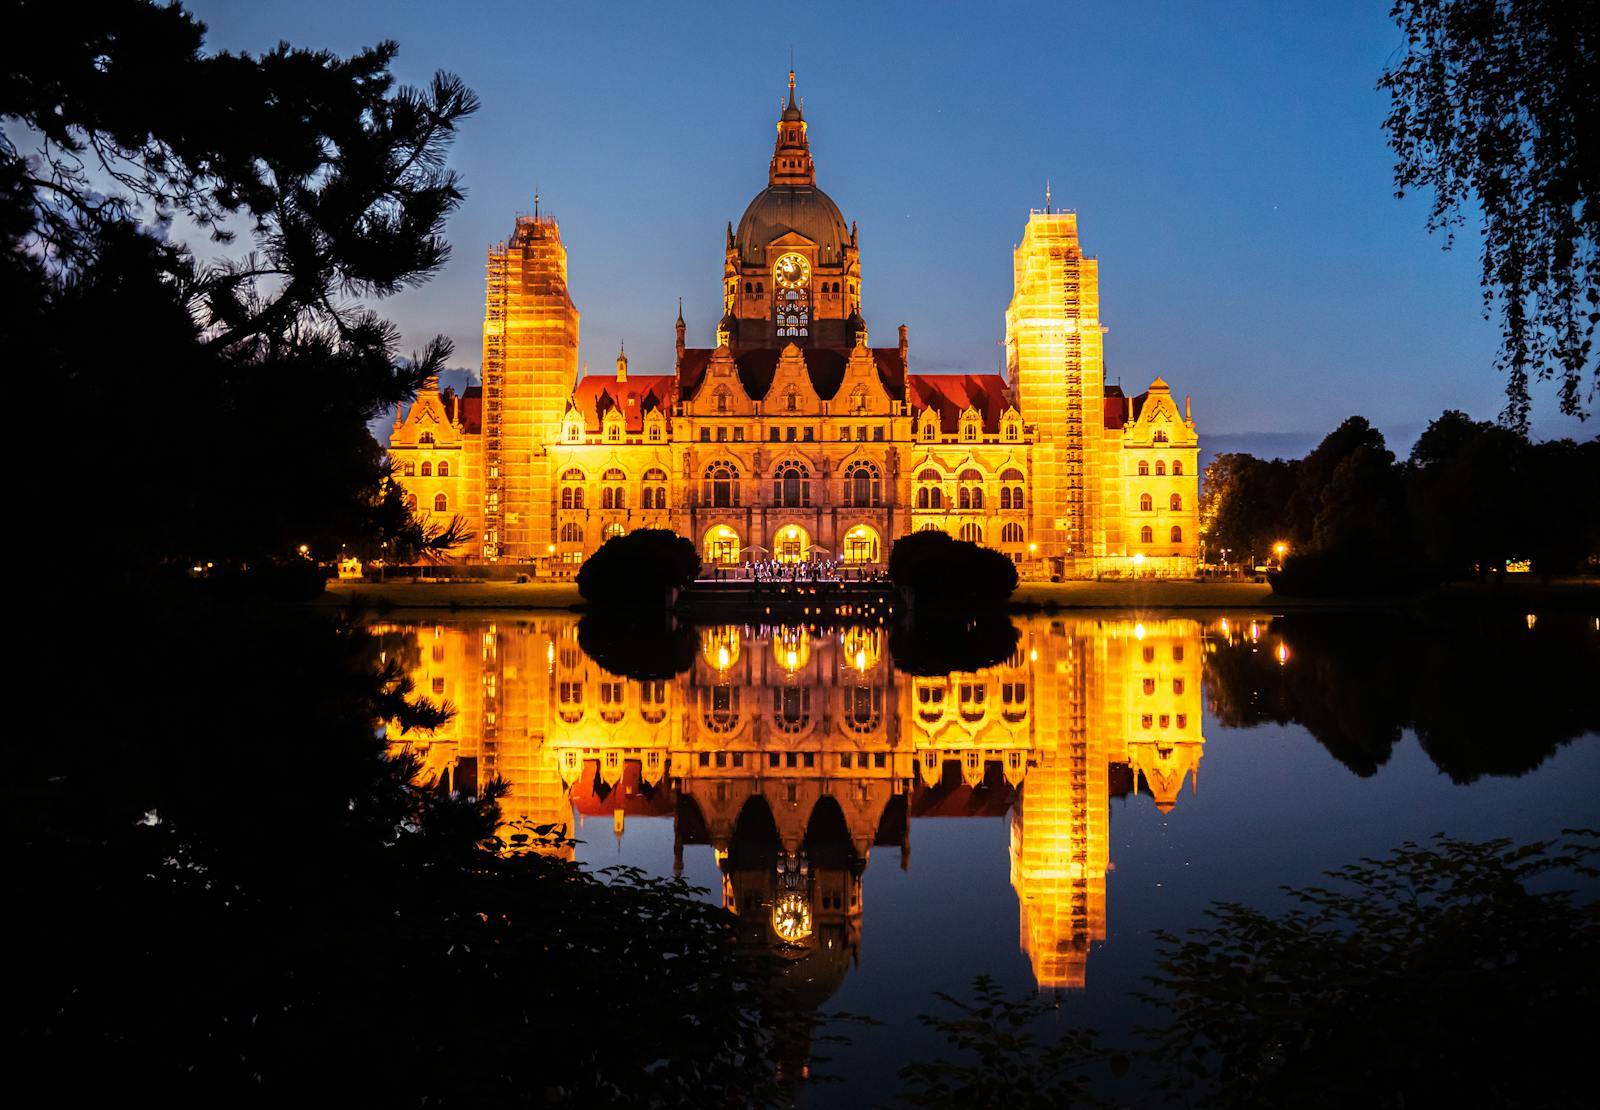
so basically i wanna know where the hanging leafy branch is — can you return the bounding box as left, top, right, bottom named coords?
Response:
left=1379, top=0, right=1599, bottom=430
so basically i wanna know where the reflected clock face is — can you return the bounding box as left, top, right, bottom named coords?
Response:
left=772, top=892, right=814, bottom=941
left=773, top=253, right=811, bottom=290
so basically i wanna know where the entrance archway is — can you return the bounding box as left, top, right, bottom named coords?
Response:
left=772, top=523, right=811, bottom=563
left=841, top=523, right=880, bottom=565
left=704, top=524, right=741, bottom=565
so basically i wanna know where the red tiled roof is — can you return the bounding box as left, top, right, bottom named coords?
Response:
left=571, top=374, right=675, bottom=433
left=569, top=759, right=675, bottom=817
left=906, top=372, right=1010, bottom=432
left=677, top=345, right=910, bottom=402
left=459, top=386, right=482, bottom=434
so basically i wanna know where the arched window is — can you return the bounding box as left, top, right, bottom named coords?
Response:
left=418, top=431, right=434, bottom=445
left=563, top=468, right=585, bottom=480
left=561, top=488, right=573, bottom=510
left=1000, top=487, right=1012, bottom=510
left=605, top=422, right=620, bottom=443
left=1153, top=429, right=1168, bottom=444
left=437, top=461, right=449, bottom=477
left=1157, top=460, right=1168, bottom=475
left=1137, top=460, right=1149, bottom=476
left=601, top=488, right=615, bottom=510
left=642, top=468, right=667, bottom=511
left=1000, top=468, right=1024, bottom=482
left=773, top=460, right=811, bottom=507
left=845, top=462, right=881, bottom=507
left=959, top=523, right=983, bottom=543
left=1005, top=421, right=1019, bottom=441
left=1172, top=460, right=1184, bottom=476
left=962, top=421, right=977, bottom=442
left=1011, top=486, right=1024, bottom=509
left=565, top=423, right=581, bottom=443
left=420, top=461, right=432, bottom=477
left=1170, top=525, right=1183, bottom=543
left=704, top=461, right=740, bottom=507
left=1169, top=493, right=1183, bottom=511
left=560, top=522, right=583, bottom=543
left=1139, top=493, right=1153, bottom=512
left=923, top=422, right=936, bottom=441
left=403, top=461, right=415, bottom=476
left=1140, top=526, right=1154, bottom=544
left=433, top=493, right=448, bottom=512
left=1001, top=522, right=1025, bottom=543
left=959, top=470, right=984, bottom=510
left=605, top=523, right=625, bottom=540
left=916, top=488, right=929, bottom=509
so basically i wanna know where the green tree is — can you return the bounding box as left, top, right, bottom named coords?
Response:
left=1380, top=0, right=1598, bottom=430
left=1406, top=409, right=1530, bottom=577
left=1199, top=452, right=1298, bottom=565
left=3, top=0, right=477, bottom=576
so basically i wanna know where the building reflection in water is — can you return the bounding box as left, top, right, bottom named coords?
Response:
left=377, top=616, right=1207, bottom=993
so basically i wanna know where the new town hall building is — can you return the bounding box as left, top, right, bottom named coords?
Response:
left=390, top=75, right=1200, bottom=576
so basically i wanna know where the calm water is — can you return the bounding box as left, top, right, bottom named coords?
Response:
left=377, top=609, right=1598, bottom=1103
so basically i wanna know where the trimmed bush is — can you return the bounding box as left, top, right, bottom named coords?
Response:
left=575, top=529, right=700, bottom=606
left=888, top=531, right=1018, bottom=606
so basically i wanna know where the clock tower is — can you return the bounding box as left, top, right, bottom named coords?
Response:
left=722, top=71, right=861, bottom=351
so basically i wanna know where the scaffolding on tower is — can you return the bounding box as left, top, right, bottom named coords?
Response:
left=1060, top=255, right=1086, bottom=558
left=482, top=243, right=508, bottom=560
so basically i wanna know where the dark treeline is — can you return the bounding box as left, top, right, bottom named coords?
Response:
left=1201, top=412, right=1599, bottom=594
left=9, top=4, right=802, bottom=1104
left=1204, top=611, right=1600, bottom=782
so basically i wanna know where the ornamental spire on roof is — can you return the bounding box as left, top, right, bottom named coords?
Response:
left=769, top=69, right=815, bottom=187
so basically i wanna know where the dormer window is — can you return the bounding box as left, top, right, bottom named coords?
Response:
left=418, top=431, right=434, bottom=445
left=1153, top=429, right=1169, bottom=444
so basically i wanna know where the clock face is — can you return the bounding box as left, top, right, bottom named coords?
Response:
left=773, top=253, right=811, bottom=290
left=771, top=892, right=814, bottom=942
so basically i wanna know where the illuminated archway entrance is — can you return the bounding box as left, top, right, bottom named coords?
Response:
left=704, top=524, right=741, bottom=565
left=773, top=524, right=811, bottom=563
left=841, top=524, right=881, bottom=565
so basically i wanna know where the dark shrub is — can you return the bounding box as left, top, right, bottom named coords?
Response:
left=888, top=531, right=1018, bottom=606
left=890, top=611, right=1021, bottom=675
left=575, top=529, right=700, bottom=606
left=1270, top=549, right=1427, bottom=598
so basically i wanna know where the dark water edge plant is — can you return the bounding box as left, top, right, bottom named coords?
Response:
left=887, top=832, right=1598, bottom=1109
left=14, top=597, right=799, bottom=1108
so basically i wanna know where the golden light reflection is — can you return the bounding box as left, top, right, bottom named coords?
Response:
left=380, top=614, right=1217, bottom=994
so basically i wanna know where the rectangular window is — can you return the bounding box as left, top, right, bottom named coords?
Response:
left=648, top=426, right=661, bottom=442
left=699, top=428, right=710, bottom=442
left=786, top=427, right=797, bottom=442
left=716, top=427, right=728, bottom=442
left=803, top=752, right=815, bottom=767
left=786, top=751, right=798, bottom=768
left=874, top=752, right=886, bottom=768
left=839, top=426, right=850, bottom=440
left=770, top=427, right=781, bottom=442
left=874, top=426, right=885, bottom=441
left=715, top=751, right=727, bottom=767
left=803, top=428, right=814, bottom=442
left=768, top=752, right=780, bottom=768
left=733, top=428, right=745, bottom=441
left=699, top=751, right=710, bottom=766
left=731, top=751, right=744, bottom=768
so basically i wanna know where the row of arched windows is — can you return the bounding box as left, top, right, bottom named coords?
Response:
left=401, top=460, right=451, bottom=477
left=1138, top=493, right=1185, bottom=512
left=560, top=467, right=669, bottom=511
left=1136, top=459, right=1185, bottom=476
left=1139, top=526, right=1184, bottom=543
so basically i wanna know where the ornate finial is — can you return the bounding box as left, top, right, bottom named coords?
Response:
left=1045, top=179, right=1051, bottom=213
left=534, top=187, right=540, bottom=218
left=676, top=297, right=684, bottom=324
left=616, top=340, right=628, bottom=382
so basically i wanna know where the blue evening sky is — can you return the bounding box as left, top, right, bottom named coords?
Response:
left=184, top=0, right=1590, bottom=441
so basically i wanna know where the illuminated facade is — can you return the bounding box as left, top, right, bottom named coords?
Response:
left=390, top=72, right=1200, bottom=575
left=384, top=615, right=1208, bottom=991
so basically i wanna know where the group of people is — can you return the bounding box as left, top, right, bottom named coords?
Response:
left=705, top=558, right=894, bottom=585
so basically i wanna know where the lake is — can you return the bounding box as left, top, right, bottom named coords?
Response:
left=376, top=608, right=1598, bottom=1103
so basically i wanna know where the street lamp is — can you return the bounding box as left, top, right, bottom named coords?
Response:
left=1273, top=540, right=1288, bottom=568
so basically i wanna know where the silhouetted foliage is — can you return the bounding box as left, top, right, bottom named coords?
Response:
left=575, top=528, right=700, bottom=606
left=1380, top=0, right=1599, bottom=429
left=4, top=0, right=477, bottom=579
left=577, top=610, right=697, bottom=679
left=889, top=530, right=1018, bottom=606
left=17, top=601, right=794, bottom=1106
left=1199, top=452, right=1298, bottom=563
left=1141, top=832, right=1600, bottom=1108
left=890, top=611, right=1021, bottom=676
left=1203, top=612, right=1600, bottom=781
left=889, top=976, right=1122, bottom=1108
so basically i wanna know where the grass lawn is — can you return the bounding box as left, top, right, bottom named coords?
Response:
left=310, top=579, right=583, bottom=611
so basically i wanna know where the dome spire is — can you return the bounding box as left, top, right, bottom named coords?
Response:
left=770, top=69, right=814, bottom=187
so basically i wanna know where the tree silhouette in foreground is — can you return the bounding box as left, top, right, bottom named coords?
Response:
left=1380, top=0, right=1599, bottom=429
left=5, top=0, right=476, bottom=577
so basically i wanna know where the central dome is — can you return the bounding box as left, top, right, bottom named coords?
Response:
left=734, top=184, right=850, bottom=267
